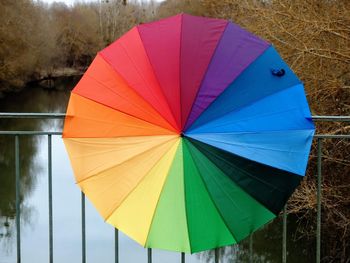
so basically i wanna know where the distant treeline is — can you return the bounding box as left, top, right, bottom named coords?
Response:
left=0, top=0, right=152, bottom=91
left=0, top=0, right=207, bottom=92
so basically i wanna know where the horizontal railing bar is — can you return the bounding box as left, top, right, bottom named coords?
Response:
left=1, top=113, right=350, bottom=122
left=0, top=132, right=349, bottom=138
left=0, top=131, right=62, bottom=135
left=0, top=113, right=65, bottom=119
left=311, top=115, right=350, bottom=122
left=314, top=134, right=350, bottom=139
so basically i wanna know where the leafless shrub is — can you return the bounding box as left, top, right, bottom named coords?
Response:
left=201, top=0, right=350, bottom=260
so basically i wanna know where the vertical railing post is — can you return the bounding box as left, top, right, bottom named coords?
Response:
left=48, top=135, right=53, bottom=263
left=316, top=139, right=322, bottom=263
left=115, top=229, right=119, bottom=263
left=15, top=135, right=21, bottom=263
left=81, top=192, right=86, bottom=263
left=181, top=252, right=185, bottom=263
left=282, top=205, right=287, bottom=263
left=249, top=234, right=253, bottom=263
left=214, top=248, right=219, bottom=263
left=148, top=248, right=152, bottom=263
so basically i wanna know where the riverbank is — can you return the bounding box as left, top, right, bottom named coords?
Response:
left=34, top=67, right=84, bottom=81
left=31, top=67, right=84, bottom=89
left=0, top=67, right=84, bottom=98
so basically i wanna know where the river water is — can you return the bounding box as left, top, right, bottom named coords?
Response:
left=0, top=77, right=314, bottom=263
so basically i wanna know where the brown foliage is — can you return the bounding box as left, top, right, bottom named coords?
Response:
left=0, top=1, right=103, bottom=91
left=50, top=2, right=103, bottom=67
left=0, top=0, right=55, bottom=89
left=0, top=0, right=163, bottom=92
left=157, top=0, right=205, bottom=18
left=202, top=0, right=350, bottom=261
left=99, top=0, right=158, bottom=44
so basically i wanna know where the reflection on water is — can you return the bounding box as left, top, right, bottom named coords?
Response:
left=0, top=77, right=314, bottom=262
left=0, top=77, right=78, bottom=261
left=197, top=216, right=315, bottom=263
left=194, top=216, right=315, bottom=262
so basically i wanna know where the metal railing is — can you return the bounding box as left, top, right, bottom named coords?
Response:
left=1, top=113, right=349, bottom=263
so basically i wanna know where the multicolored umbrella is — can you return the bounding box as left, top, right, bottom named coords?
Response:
left=63, top=14, right=315, bottom=253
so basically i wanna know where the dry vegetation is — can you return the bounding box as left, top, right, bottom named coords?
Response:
left=0, top=0, right=101, bottom=91
left=0, top=0, right=349, bottom=261
left=201, top=1, right=350, bottom=261
left=0, top=0, right=156, bottom=93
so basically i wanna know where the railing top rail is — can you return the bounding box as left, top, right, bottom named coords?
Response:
left=0, top=131, right=348, bottom=138
left=0, top=113, right=65, bottom=119
left=0, top=113, right=350, bottom=122
left=0, top=131, right=62, bottom=135
left=311, top=115, right=350, bottom=122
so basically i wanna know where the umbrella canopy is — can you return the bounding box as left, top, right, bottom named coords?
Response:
left=63, top=13, right=315, bottom=253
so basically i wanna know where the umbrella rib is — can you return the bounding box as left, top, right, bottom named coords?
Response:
left=82, top=74, right=145, bottom=114
left=71, top=137, right=177, bottom=181
left=143, top=140, right=181, bottom=248
left=183, top=139, right=239, bottom=245
left=187, top=138, right=298, bottom=215
left=179, top=16, right=193, bottom=253
left=187, top=82, right=304, bottom=132
left=89, top=139, right=177, bottom=211
left=187, top=137, right=287, bottom=195
left=184, top=43, right=270, bottom=131
left=189, top=106, right=310, bottom=132
left=182, top=139, right=195, bottom=254
left=179, top=13, right=184, bottom=129
left=81, top=74, right=175, bottom=131
left=66, top=136, right=174, bottom=158
left=137, top=26, right=181, bottom=132
left=182, top=144, right=192, bottom=254
left=104, top=138, right=179, bottom=222
left=84, top=56, right=178, bottom=132
left=192, top=136, right=302, bottom=153
left=69, top=95, right=177, bottom=135
left=76, top=136, right=178, bottom=185
left=184, top=25, right=271, bottom=130
left=182, top=21, right=229, bottom=129
left=99, top=50, right=179, bottom=133
left=189, top=129, right=314, bottom=154
left=187, top=139, right=278, bottom=238
left=118, top=39, right=179, bottom=132
left=68, top=114, right=176, bottom=136
left=204, top=149, right=287, bottom=194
